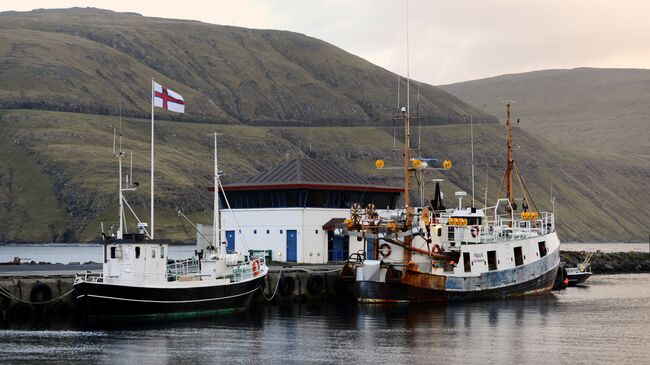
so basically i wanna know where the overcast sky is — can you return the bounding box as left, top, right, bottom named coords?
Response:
left=4, top=0, right=650, bottom=85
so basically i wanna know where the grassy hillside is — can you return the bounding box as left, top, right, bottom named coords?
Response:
left=0, top=8, right=647, bottom=243
left=440, top=68, right=650, bottom=157
left=0, top=8, right=496, bottom=126
left=1, top=109, right=648, bottom=243
left=0, top=134, right=70, bottom=242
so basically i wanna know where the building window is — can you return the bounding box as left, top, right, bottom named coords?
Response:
left=135, top=246, right=141, bottom=259
left=437, top=227, right=442, bottom=237
left=254, top=230, right=257, bottom=234
left=280, top=230, right=283, bottom=234
left=152, top=249, right=156, bottom=258
left=160, top=246, right=165, bottom=258
left=110, top=247, right=116, bottom=259
left=315, top=229, right=319, bottom=234
left=266, top=229, right=270, bottom=234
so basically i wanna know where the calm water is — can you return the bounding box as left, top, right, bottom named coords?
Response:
left=1, top=274, right=649, bottom=364
left=1, top=242, right=647, bottom=265
left=561, top=242, right=649, bottom=253
left=0, top=244, right=197, bottom=264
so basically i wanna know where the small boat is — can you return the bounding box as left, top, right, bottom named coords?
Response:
left=74, top=125, right=267, bottom=322
left=565, top=252, right=593, bottom=286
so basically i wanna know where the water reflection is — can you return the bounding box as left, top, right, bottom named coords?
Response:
left=1, top=274, right=650, bottom=364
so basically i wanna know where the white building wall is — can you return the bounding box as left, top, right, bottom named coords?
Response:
left=196, top=223, right=214, bottom=251
left=219, top=208, right=351, bottom=263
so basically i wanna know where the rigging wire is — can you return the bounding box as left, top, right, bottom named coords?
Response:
left=218, top=179, right=250, bottom=252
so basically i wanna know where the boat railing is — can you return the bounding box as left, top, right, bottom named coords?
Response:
left=166, top=258, right=200, bottom=279
left=74, top=271, right=103, bottom=284
left=455, top=210, right=555, bottom=244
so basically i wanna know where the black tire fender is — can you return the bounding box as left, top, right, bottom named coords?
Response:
left=52, top=301, right=74, bottom=324
left=30, top=282, right=53, bottom=303
left=306, top=275, right=324, bottom=295
left=278, top=276, right=295, bottom=297
left=8, top=302, right=34, bottom=326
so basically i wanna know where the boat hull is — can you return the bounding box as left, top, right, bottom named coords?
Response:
left=355, top=264, right=558, bottom=302
left=73, top=276, right=264, bottom=322
left=352, top=243, right=560, bottom=303
left=566, top=271, right=592, bottom=286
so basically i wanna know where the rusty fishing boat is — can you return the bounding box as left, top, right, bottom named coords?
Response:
left=338, top=103, right=560, bottom=302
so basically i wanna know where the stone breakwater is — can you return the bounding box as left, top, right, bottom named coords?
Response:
left=561, top=251, right=650, bottom=274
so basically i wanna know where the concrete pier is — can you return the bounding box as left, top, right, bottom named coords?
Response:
left=0, top=264, right=344, bottom=328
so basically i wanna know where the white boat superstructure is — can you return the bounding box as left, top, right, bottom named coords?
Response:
left=339, top=101, right=561, bottom=302
left=74, top=117, right=268, bottom=321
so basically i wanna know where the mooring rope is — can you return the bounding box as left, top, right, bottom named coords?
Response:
left=287, top=267, right=342, bottom=274
left=262, top=267, right=341, bottom=301
left=0, top=286, right=75, bottom=305
left=263, top=268, right=283, bottom=301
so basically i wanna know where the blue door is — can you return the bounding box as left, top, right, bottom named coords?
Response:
left=226, top=230, right=235, bottom=252
left=333, top=235, right=346, bottom=261
left=286, top=230, right=297, bottom=262
left=367, top=239, right=375, bottom=260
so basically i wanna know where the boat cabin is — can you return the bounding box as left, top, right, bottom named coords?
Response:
left=104, top=236, right=169, bottom=285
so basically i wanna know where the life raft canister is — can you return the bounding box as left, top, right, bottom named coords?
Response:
left=378, top=243, right=392, bottom=258
left=471, top=225, right=480, bottom=238
left=251, top=259, right=261, bottom=276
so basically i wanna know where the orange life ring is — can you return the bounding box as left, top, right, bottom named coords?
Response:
left=252, top=259, right=261, bottom=276
left=471, top=225, right=480, bottom=238
left=378, top=243, right=392, bottom=258
left=432, top=244, right=442, bottom=254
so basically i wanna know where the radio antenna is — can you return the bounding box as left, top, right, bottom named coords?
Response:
left=394, top=75, right=400, bottom=148
left=129, top=151, right=133, bottom=186
left=470, top=114, right=475, bottom=207
left=416, top=81, right=420, bottom=117
left=118, top=99, right=123, bottom=154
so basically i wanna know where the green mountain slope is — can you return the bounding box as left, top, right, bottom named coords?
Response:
left=0, top=9, right=647, bottom=243
left=0, top=8, right=495, bottom=125
left=440, top=67, right=650, bottom=157
left=0, top=109, right=648, bottom=243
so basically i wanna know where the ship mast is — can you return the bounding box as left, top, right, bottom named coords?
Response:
left=213, top=132, right=221, bottom=257
left=497, top=103, right=540, bottom=216
left=402, top=0, right=413, bottom=265
left=403, top=109, right=411, bottom=209
left=506, top=103, right=514, bottom=206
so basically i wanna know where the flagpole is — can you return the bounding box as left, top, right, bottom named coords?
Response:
left=150, top=78, right=155, bottom=239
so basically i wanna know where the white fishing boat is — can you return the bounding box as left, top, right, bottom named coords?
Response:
left=74, top=102, right=267, bottom=321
